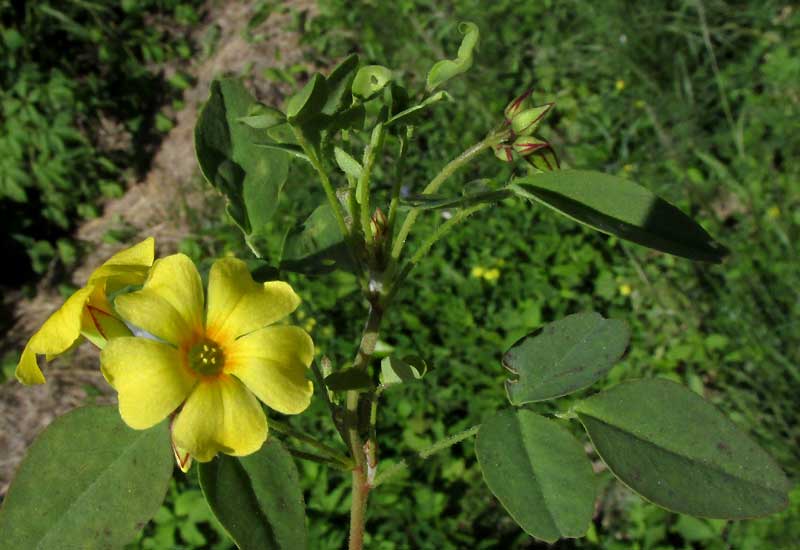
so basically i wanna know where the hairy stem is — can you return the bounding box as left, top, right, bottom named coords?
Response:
left=372, top=424, right=481, bottom=487
left=391, top=137, right=493, bottom=260
left=345, top=304, right=384, bottom=550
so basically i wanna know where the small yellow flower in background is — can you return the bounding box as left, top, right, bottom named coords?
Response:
left=623, top=163, right=635, bottom=174
left=767, top=206, right=781, bottom=219
left=16, top=237, right=155, bottom=385
left=634, top=99, right=646, bottom=109
left=619, top=283, right=633, bottom=297
left=483, top=268, right=501, bottom=281
left=615, top=79, right=626, bottom=92
left=471, top=266, right=486, bottom=278
left=101, top=254, right=313, bottom=464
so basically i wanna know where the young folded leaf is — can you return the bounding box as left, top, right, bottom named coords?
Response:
left=510, top=170, right=728, bottom=262
left=476, top=409, right=595, bottom=543
left=575, top=378, right=790, bottom=519
left=503, top=312, right=630, bottom=404
left=426, top=22, right=479, bottom=91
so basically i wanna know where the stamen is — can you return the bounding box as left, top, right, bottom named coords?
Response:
left=187, top=339, right=225, bottom=376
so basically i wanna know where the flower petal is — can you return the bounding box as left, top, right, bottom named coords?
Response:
left=115, top=254, right=204, bottom=345
left=101, top=337, right=196, bottom=429
left=227, top=326, right=314, bottom=414
left=171, top=375, right=267, bottom=462
left=88, top=237, right=155, bottom=293
left=206, top=258, right=300, bottom=341
left=16, top=286, right=95, bottom=385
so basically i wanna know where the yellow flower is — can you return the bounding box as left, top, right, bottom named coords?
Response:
left=100, top=254, right=314, bottom=462
left=483, top=268, right=501, bottom=281
left=471, top=266, right=485, bottom=278
left=619, top=283, right=633, bottom=297
left=767, top=206, right=781, bottom=219
left=615, top=79, right=626, bottom=92
left=16, top=237, right=155, bottom=385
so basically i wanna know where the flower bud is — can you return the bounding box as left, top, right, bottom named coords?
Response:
left=492, top=143, right=515, bottom=163
left=511, top=103, right=554, bottom=136
left=523, top=143, right=561, bottom=172
left=512, top=136, right=547, bottom=156
left=503, top=89, right=533, bottom=121
left=370, top=207, right=388, bottom=240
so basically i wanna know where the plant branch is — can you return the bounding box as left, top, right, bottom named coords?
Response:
left=345, top=303, right=384, bottom=550
left=372, top=424, right=481, bottom=487
left=390, top=136, right=493, bottom=260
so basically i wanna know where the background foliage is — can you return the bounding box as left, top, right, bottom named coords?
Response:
left=0, top=0, right=201, bottom=282
left=3, top=0, right=798, bottom=548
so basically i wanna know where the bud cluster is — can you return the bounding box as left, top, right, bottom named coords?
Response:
left=493, top=89, right=560, bottom=172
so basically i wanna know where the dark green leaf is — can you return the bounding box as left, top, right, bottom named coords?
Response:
left=0, top=406, right=173, bottom=549
left=426, top=22, right=479, bottom=91
left=476, top=409, right=595, bottom=543
left=322, top=54, right=359, bottom=115
left=325, top=367, right=374, bottom=391
left=504, top=312, right=630, bottom=404
left=195, top=79, right=289, bottom=240
left=510, top=170, right=727, bottom=262
left=286, top=73, right=327, bottom=123
left=575, top=378, right=791, bottom=518
left=280, top=203, right=353, bottom=275
left=380, top=355, right=429, bottom=388
left=199, top=437, right=307, bottom=550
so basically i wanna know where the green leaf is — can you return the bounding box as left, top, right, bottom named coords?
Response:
left=237, top=103, right=285, bottom=130
left=254, top=142, right=311, bottom=163
left=385, top=90, right=450, bottom=127
left=351, top=65, right=393, bottom=101
left=0, top=406, right=173, bottom=549
left=334, top=146, right=363, bottom=179
left=281, top=203, right=352, bottom=275
left=195, top=79, right=289, bottom=242
left=380, top=355, right=429, bottom=388
left=199, top=437, right=307, bottom=550
left=476, top=409, right=595, bottom=543
left=575, top=378, right=791, bottom=519
left=286, top=73, right=327, bottom=122
left=324, top=367, right=374, bottom=392
left=503, top=312, right=630, bottom=404
left=426, top=22, right=479, bottom=91
left=510, top=170, right=727, bottom=262
left=322, top=53, right=359, bottom=115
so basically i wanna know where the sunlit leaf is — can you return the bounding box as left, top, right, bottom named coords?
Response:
left=0, top=406, right=172, bottom=549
